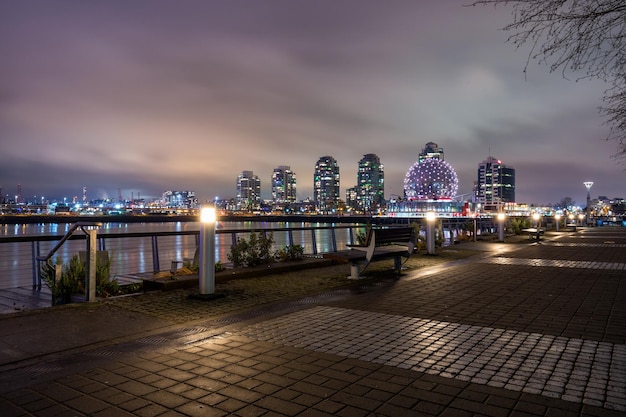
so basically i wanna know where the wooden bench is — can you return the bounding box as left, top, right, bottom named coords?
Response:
left=322, top=227, right=416, bottom=279
left=521, top=228, right=545, bottom=241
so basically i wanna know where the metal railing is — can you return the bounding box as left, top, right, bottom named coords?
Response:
left=0, top=224, right=369, bottom=291
left=0, top=218, right=499, bottom=292
left=35, top=221, right=103, bottom=301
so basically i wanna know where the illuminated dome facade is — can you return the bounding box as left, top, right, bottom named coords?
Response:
left=404, top=158, right=459, bottom=200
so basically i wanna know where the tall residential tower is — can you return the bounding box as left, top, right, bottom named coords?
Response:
left=271, top=166, right=297, bottom=206
left=313, top=156, right=340, bottom=213
left=475, top=156, right=515, bottom=210
left=355, top=153, right=384, bottom=213
left=418, top=142, right=444, bottom=162
left=236, top=170, right=261, bottom=211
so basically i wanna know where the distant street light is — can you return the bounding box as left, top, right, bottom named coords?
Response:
left=532, top=212, right=542, bottom=241
left=555, top=214, right=561, bottom=232
left=497, top=212, right=505, bottom=242
left=584, top=181, right=593, bottom=225
left=426, top=212, right=436, bottom=255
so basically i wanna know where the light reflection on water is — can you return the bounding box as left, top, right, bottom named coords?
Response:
left=0, top=221, right=363, bottom=289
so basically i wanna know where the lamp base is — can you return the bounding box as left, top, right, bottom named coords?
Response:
left=188, top=293, right=226, bottom=301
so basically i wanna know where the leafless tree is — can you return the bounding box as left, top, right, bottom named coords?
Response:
left=471, top=0, right=626, bottom=163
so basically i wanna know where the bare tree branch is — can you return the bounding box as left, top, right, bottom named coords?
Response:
left=470, top=0, right=626, bottom=162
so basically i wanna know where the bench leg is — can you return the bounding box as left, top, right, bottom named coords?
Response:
left=350, top=263, right=360, bottom=280
left=394, top=256, right=402, bottom=274
left=170, top=260, right=182, bottom=275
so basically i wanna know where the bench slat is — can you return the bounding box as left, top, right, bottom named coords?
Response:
left=322, top=250, right=366, bottom=263
left=323, top=227, right=415, bottom=278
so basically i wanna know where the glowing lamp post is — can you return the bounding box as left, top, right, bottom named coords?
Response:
left=532, top=212, right=541, bottom=241
left=578, top=213, right=585, bottom=226
left=199, top=206, right=216, bottom=295
left=426, top=212, right=436, bottom=255
left=584, top=181, right=593, bottom=225
left=497, top=212, right=506, bottom=242
left=555, top=214, right=561, bottom=232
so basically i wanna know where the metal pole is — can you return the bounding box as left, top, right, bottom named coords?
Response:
left=473, top=218, right=477, bottom=242
left=426, top=213, right=436, bottom=255
left=85, top=228, right=97, bottom=302
left=555, top=215, right=561, bottom=232
left=199, top=207, right=216, bottom=295
left=497, top=213, right=505, bottom=242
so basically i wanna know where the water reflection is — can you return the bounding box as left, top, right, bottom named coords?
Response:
left=0, top=221, right=363, bottom=289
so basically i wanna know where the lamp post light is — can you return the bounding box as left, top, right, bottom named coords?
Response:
left=555, top=214, right=561, bottom=232
left=532, top=212, right=541, bottom=241
left=426, top=211, right=436, bottom=255
left=578, top=213, right=585, bottom=226
left=497, top=212, right=506, bottom=242
left=584, top=181, right=593, bottom=225
left=199, top=206, right=217, bottom=295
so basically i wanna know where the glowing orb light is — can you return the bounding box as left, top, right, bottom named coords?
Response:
left=404, top=158, right=459, bottom=200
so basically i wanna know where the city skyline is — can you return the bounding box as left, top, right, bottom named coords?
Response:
left=1, top=1, right=623, bottom=207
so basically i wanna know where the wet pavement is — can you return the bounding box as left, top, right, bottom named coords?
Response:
left=0, top=226, right=625, bottom=416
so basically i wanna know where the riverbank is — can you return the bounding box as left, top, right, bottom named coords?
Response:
left=0, top=213, right=380, bottom=225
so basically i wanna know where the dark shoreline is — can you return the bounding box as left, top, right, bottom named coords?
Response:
left=0, top=213, right=384, bottom=225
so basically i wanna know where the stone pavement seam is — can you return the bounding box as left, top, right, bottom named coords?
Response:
left=238, top=305, right=626, bottom=412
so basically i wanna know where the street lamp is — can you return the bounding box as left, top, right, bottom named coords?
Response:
left=584, top=181, right=593, bottom=225
left=199, top=206, right=216, bottom=295
left=497, top=212, right=506, bottom=242
left=555, top=214, right=561, bottom=232
left=532, top=212, right=541, bottom=241
left=426, top=212, right=436, bottom=255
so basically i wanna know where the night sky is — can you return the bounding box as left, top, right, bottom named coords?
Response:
left=1, top=0, right=622, bottom=207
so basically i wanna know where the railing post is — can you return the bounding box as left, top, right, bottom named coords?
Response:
left=31, top=241, right=39, bottom=290
left=311, top=229, right=318, bottom=255
left=85, top=227, right=98, bottom=302
left=151, top=235, right=160, bottom=273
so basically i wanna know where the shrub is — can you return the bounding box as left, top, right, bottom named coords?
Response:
left=275, top=244, right=304, bottom=262
left=509, top=217, right=531, bottom=235
left=181, top=259, right=225, bottom=273
left=41, top=252, right=117, bottom=304
left=355, top=230, right=368, bottom=245
left=228, top=231, right=275, bottom=268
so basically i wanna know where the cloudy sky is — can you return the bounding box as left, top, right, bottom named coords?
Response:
left=1, top=0, right=622, bottom=207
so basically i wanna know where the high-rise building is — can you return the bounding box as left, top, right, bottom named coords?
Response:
left=162, top=190, right=198, bottom=208
left=355, top=153, right=384, bottom=213
left=345, top=186, right=358, bottom=210
left=271, top=166, right=297, bottom=205
left=313, top=156, right=340, bottom=213
left=418, top=142, right=444, bottom=162
left=236, top=170, right=261, bottom=211
left=475, top=156, right=515, bottom=210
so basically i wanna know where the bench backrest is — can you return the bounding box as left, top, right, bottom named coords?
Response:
left=372, top=227, right=414, bottom=246
left=366, top=227, right=415, bottom=261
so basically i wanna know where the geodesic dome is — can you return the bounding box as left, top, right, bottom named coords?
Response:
left=404, top=158, right=459, bottom=200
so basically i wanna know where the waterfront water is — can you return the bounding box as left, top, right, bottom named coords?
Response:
left=0, top=221, right=362, bottom=289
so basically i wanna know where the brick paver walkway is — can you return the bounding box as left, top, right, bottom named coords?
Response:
left=1, top=226, right=625, bottom=416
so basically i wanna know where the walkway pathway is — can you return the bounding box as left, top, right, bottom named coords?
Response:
left=0, top=226, right=624, bottom=416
